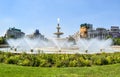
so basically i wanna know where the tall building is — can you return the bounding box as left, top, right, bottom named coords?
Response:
left=5, top=27, right=25, bottom=38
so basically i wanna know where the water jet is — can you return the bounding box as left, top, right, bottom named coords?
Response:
left=1, top=19, right=120, bottom=54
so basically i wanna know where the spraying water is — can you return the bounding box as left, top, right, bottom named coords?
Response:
left=77, top=38, right=113, bottom=53
left=6, top=37, right=120, bottom=54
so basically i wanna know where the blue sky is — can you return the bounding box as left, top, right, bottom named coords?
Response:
left=0, top=0, right=120, bottom=37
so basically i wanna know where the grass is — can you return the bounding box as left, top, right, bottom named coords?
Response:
left=0, top=63, right=120, bottom=77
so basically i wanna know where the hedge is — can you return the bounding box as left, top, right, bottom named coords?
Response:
left=0, top=51, right=120, bottom=67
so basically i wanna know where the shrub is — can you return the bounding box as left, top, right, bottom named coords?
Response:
left=0, top=51, right=120, bottom=67
left=21, top=59, right=31, bottom=66
left=5, top=55, right=19, bottom=64
left=39, top=59, right=50, bottom=67
left=95, top=58, right=102, bottom=65
left=69, top=60, right=78, bottom=67
left=84, top=60, right=92, bottom=66
left=116, top=57, right=120, bottom=63
left=4, top=52, right=14, bottom=58
left=0, top=55, right=4, bottom=62
left=78, top=57, right=86, bottom=66
left=105, top=56, right=113, bottom=64
left=101, top=57, right=108, bottom=65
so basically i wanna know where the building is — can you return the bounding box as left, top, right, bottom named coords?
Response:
left=73, top=24, right=120, bottom=40
left=111, top=26, right=119, bottom=33
left=5, top=27, right=25, bottom=38
left=26, top=29, right=47, bottom=40
left=88, top=28, right=109, bottom=39
left=109, top=26, right=120, bottom=38
left=73, top=23, right=92, bottom=40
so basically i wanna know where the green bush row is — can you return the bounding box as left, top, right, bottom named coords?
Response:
left=0, top=51, right=120, bottom=67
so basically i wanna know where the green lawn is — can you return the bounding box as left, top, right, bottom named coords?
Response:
left=0, top=63, right=120, bottom=77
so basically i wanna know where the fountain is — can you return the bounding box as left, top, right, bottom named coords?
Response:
left=76, top=38, right=113, bottom=54
left=5, top=36, right=116, bottom=54
left=54, top=18, right=64, bottom=38
left=1, top=19, right=120, bottom=54
left=35, top=18, right=78, bottom=53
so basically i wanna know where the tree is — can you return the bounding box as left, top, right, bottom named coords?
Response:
left=106, top=35, right=112, bottom=39
left=113, top=38, right=120, bottom=45
left=0, top=37, right=6, bottom=44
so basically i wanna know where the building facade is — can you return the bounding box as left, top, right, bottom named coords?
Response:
left=73, top=25, right=120, bottom=40
left=5, top=27, right=25, bottom=38
left=109, top=26, right=120, bottom=38
left=88, top=28, right=109, bottom=39
left=26, top=29, right=47, bottom=41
